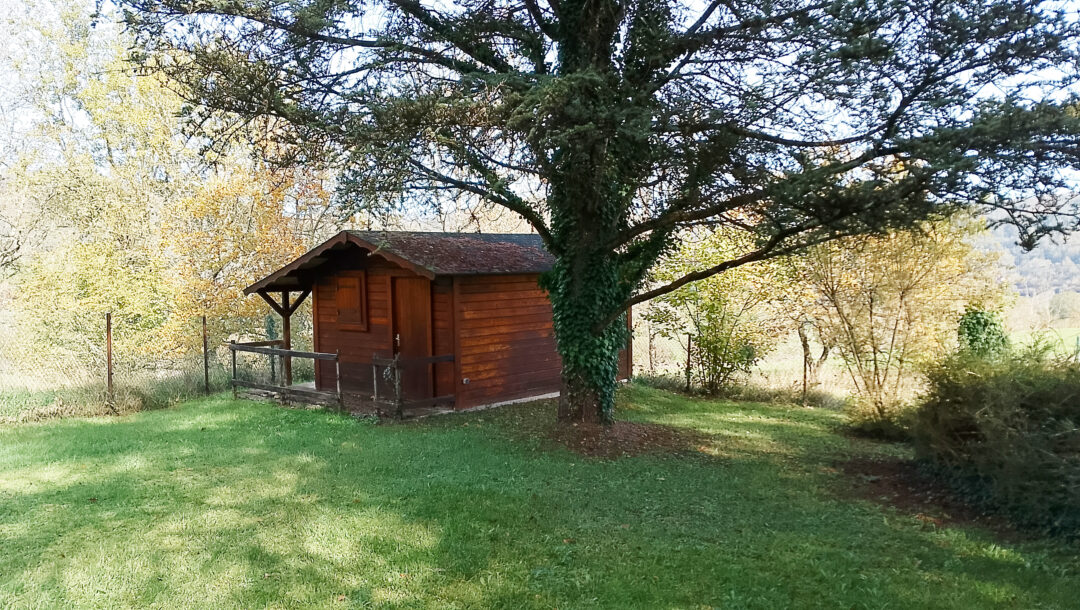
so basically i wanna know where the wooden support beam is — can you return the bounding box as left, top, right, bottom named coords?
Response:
left=287, top=288, right=311, bottom=314
left=255, top=287, right=312, bottom=389
left=231, top=379, right=341, bottom=406
left=228, top=344, right=338, bottom=360
left=257, top=290, right=286, bottom=316
left=281, top=291, right=292, bottom=387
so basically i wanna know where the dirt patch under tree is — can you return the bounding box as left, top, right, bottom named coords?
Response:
left=836, top=455, right=1024, bottom=540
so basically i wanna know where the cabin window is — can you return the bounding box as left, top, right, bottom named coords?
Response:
left=336, top=272, right=368, bottom=331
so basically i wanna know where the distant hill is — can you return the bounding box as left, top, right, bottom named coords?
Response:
left=990, top=226, right=1080, bottom=296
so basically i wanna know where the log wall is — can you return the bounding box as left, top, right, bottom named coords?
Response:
left=310, top=255, right=630, bottom=412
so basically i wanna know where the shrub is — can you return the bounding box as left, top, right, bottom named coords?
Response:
left=846, top=398, right=914, bottom=441
left=957, top=307, right=1009, bottom=358
left=644, top=228, right=787, bottom=395
left=913, top=351, right=1080, bottom=536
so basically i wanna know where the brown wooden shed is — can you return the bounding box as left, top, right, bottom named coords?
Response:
left=243, top=230, right=631, bottom=415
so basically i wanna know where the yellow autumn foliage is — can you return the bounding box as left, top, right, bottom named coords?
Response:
left=799, top=214, right=1011, bottom=419
left=157, top=169, right=314, bottom=355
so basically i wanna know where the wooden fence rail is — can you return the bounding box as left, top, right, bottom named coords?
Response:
left=371, top=353, right=455, bottom=418
left=229, top=341, right=343, bottom=410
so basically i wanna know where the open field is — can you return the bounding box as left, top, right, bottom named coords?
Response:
left=1009, top=327, right=1080, bottom=355
left=1, top=386, right=1077, bottom=608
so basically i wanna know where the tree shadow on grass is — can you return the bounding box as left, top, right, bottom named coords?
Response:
left=0, top=396, right=1076, bottom=608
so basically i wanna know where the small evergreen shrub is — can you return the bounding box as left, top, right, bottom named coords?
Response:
left=957, top=307, right=1009, bottom=358
left=913, top=351, right=1080, bottom=537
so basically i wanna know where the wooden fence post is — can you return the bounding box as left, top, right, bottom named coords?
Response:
left=335, top=350, right=343, bottom=413
left=281, top=291, right=292, bottom=387
left=202, top=315, right=210, bottom=395
left=106, top=312, right=114, bottom=406
left=684, top=334, right=692, bottom=393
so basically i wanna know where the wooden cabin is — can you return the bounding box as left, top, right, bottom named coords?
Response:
left=243, top=231, right=631, bottom=415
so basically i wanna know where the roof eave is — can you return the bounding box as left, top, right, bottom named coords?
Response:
left=345, top=233, right=437, bottom=280
left=242, top=231, right=440, bottom=296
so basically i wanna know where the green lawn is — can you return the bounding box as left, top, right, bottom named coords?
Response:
left=0, top=386, right=1076, bottom=608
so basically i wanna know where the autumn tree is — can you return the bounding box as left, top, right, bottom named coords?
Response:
left=158, top=166, right=324, bottom=354
left=1049, top=290, right=1080, bottom=323
left=645, top=230, right=787, bottom=392
left=780, top=260, right=835, bottom=399
left=799, top=214, right=1010, bottom=421
left=120, top=0, right=1080, bottom=423
left=0, top=176, right=42, bottom=276
left=5, top=4, right=195, bottom=373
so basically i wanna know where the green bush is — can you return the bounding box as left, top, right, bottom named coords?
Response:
left=913, top=351, right=1080, bottom=537
left=957, top=307, right=1009, bottom=358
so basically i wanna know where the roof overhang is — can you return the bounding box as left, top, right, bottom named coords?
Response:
left=243, top=231, right=436, bottom=295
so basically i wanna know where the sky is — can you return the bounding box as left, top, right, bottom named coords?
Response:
left=3, top=0, right=1080, bottom=265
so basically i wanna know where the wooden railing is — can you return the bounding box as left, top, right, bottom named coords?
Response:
left=229, top=340, right=342, bottom=409
left=371, top=353, right=455, bottom=418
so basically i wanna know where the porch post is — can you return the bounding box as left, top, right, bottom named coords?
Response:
left=281, top=290, right=292, bottom=387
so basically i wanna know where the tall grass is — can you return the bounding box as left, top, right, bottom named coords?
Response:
left=0, top=366, right=234, bottom=424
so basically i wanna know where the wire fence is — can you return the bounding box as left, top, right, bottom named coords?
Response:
left=1, top=306, right=870, bottom=423
left=0, top=311, right=314, bottom=424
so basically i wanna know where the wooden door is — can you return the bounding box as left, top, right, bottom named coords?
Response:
left=392, top=277, right=433, bottom=401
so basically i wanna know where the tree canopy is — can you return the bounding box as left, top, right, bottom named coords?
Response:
left=119, top=0, right=1080, bottom=422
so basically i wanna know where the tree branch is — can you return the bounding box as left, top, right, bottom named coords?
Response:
left=405, top=159, right=554, bottom=246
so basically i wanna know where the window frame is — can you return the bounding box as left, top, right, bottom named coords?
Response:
left=336, top=271, right=368, bottom=332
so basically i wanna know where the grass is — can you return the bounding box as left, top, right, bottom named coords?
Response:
left=0, top=364, right=234, bottom=424
left=0, top=388, right=60, bottom=419
left=1010, top=327, right=1080, bottom=355
left=0, top=385, right=1076, bottom=608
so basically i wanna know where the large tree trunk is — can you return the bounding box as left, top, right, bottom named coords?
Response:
left=546, top=241, right=629, bottom=425
left=552, top=314, right=626, bottom=424
left=542, top=0, right=643, bottom=425
left=558, top=371, right=607, bottom=423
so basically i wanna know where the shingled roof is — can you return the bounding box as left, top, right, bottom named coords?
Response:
left=244, top=230, right=553, bottom=294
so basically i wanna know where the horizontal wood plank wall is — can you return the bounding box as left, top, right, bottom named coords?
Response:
left=432, top=278, right=455, bottom=398
left=314, top=254, right=413, bottom=401
left=455, top=274, right=562, bottom=408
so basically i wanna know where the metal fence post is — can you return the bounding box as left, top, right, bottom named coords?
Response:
left=230, top=340, right=237, bottom=400
left=335, top=350, right=343, bottom=413
left=394, top=354, right=403, bottom=419
left=106, top=312, right=114, bottom=407
left=684, top=334, right=692, bottom=393
left=202, top=315, right=210, bottom=395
